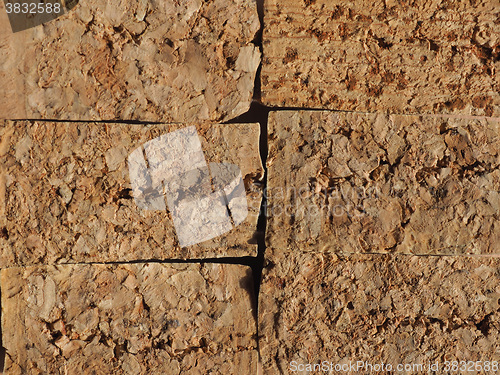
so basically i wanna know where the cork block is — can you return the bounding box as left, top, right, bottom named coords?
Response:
left=266, top=111, right=500, bottom=255
left=0, top=0, right=260, bottom=121
left=261, top=0, right=500, bottom=116
left=259, top=252, right=500, bottom=374
left=0, top=121, right=264, bottom=266
left=2, top=262, right=257, bottom=374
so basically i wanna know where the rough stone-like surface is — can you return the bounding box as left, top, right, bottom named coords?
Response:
left=259, top=252, right=500, bottom=374
left=2, top=262, right=257, bottom=374
left=0, top=121, right=263, bottom=266
left=0, top=0, right=260, bottom=121
left=266, top=111, right=500, bottom=255
left=262, top=0, right=500, bottom=116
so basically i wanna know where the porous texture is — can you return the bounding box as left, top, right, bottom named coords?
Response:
left=0, top=0, right=260, bottom=121
left=261, top=0, right=500, bottom=116
left=0, top=121, right=264, bottom=266
left=266, top=111, right=500, bottom=255
left=259, top=252, right=500, bottom=374
left=2, top=262, right=257, bottom=374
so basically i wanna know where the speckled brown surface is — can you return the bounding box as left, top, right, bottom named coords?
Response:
left=259, top=251, right=500, bottom=375
left=261, top=0, right=500, bottom=116
left=2, top=0, right=500, bottom=372
left=266, top=111, right=500, bottom=256
left=2, top=262, right=257, bottom=374
left=0, top=0, right=260, bottom=121
left=0, top=121, right=263, bottom=266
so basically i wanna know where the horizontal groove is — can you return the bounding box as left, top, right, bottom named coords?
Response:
left=0, top=256, right=261, bottom=269
left=5, top=118, right=189, bottom=125
left=258, top=105, right=500, bottom=121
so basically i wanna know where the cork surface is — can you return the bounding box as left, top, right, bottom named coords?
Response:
left=0, top=0, right=260, bottom=121
left=259, top=252, right=500, bottom=374
left=261, top=0, right=500, bottom=116
left=2, top=262, right=257, bottom=374
left=2, top=0, right=500, bottom=371
left=0, top=121, right=264, bottom=266
left=266, top=111, right=500, bottom=255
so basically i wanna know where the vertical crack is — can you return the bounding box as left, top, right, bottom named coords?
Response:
left=225, top=101, right=270, bottom=305
left=229, top=100, right=269, bottom=375
left=225, top=1, right=267, bottom=371
left=225, top=0, right=267, bottom=306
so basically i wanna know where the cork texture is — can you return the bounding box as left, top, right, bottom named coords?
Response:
left=266, top=111, right=500, bottom=255
left=0, top=0, right=260, bottom=121
left=0, top=121, right=264, bottom=266
left=261, top=0, right=500, bottom=116
left=2, top=0, right=500, bottom=371
left=2, top=262, right=257, bottom=374
left=259, top=252, right=500, bottom=374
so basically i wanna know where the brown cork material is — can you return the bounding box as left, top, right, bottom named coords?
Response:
left=259, top=251, right=500, bottom=374
left=0, top=0, right=260, bottom=122
left=0, top=121, right=263, bottom=266
left=261, top=0, right=500, bottom=116
left=2, top=262, right=257, bottom=374
left=266, top=110, right=500, bottom=256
